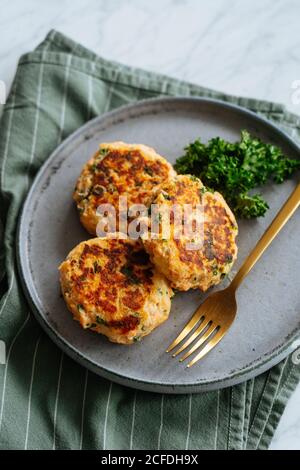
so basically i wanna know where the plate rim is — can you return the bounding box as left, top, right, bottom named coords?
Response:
left=17, top=96, right=300, bottom=393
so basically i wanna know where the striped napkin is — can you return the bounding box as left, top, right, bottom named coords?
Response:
left=0, top=30, right=300, bottom=450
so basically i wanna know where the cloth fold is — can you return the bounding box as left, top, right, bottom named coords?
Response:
left=0, top=30, right=299, bottom=450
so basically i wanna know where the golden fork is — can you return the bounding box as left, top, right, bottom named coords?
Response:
left=166, top=183, right=300, bottom=368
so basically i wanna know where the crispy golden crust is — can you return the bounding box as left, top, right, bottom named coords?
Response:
left=73, top=142, right=176, bottom=235
left=141, top=175, right=238, bottom=291
left=59, top=237, right=173, bottom=344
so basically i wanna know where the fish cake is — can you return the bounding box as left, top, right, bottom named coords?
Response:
left=59, top=237, right=173, bottom=344
left=141, top=175, right=238, bottom=291
left=73, top=142, right=176, bottom=235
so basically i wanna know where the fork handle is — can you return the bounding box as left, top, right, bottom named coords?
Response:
left=230, top=182, right=300, bottom=291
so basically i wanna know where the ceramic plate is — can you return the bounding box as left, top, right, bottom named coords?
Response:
left=17, top=97, right=300, bottom=393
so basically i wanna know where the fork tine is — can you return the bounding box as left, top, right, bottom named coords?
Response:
left=172, top=319, right=212, bottom=357
left=186, top=328, right=226, bottom=368
left=166, top=308, right=205, bottom=353
left=179, top=323, right=218, bottom=362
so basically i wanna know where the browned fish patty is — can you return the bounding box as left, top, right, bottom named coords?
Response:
left=73, top=142, right=176, bottom=235
left=59, top=237, right=173, bottom=344
left=141, top=175, right=238, bottom=291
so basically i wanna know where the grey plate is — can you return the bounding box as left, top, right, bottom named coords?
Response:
left=17, top=97, right=300, bottom=394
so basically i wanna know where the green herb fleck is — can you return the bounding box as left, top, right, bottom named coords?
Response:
left=156, top=212, right=162, bottom=223
left=121, top=265, right=141, bottom=284
left=212, top=266, right=219, bottom=276
left=225, top=254, right=233, bottom=264
left=189, top=175, right=200, bottom=182
left=92, top=185, right=104, bottom=196
left=96, top=316, right=107, bottom=326
left=93, top=261, right=101, bottom=274
left=144, top=166, right=153, bottom=176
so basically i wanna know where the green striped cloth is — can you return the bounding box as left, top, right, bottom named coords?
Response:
left=1, top=30, right=300, bottom=450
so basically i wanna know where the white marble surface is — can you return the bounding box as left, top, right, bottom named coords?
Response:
left=0, top=0, right=300, bottom=450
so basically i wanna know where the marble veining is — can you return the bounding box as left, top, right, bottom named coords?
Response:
left=0, top=0, right=300, bottom=450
